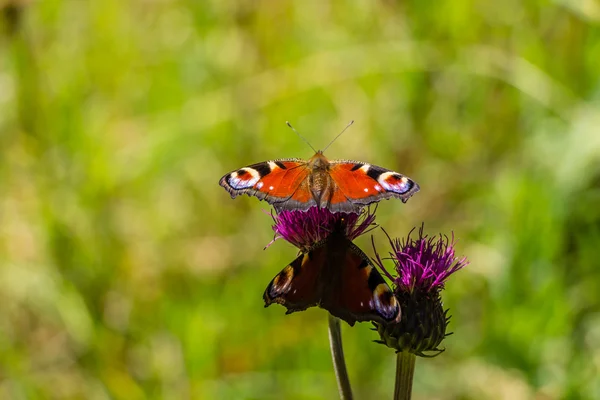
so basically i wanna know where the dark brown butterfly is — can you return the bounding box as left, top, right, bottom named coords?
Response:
left=263, top=228, right=400, bottom=326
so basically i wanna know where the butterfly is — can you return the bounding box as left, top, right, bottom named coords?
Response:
left=219, top=150, right=419, bottom=213
left=263, top=227, right=400, bottom=326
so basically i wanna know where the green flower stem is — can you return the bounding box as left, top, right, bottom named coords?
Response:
left=328, top=314, right=353, bottom=400
left=394, top=351, right=416, bottom=400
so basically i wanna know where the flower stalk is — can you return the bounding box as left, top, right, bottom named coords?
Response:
left=328, top=314, right=353, bottom=400
left=394, top=351, right=416, bottom=400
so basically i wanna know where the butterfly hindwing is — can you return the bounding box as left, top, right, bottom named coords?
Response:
left=328, top=161, right=419, bottom=207
left=263, top=231, right=400, bottom=326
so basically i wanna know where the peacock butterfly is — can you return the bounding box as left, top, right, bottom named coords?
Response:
left=219, top=122, right=419, bottom=213
left=263, top=227, right=400, bottom=326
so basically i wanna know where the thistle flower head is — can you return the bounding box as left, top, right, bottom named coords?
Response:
left=372, top=225, right=468, bottom=356
left=268, top=206, right=377, bottom=251
left=375, top=225, right=468, bottom=293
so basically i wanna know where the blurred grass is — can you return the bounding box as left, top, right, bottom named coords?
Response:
left=0, top=0, right=599, bottom=399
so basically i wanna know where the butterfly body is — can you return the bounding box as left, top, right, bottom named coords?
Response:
left=220, top=150, right=419, bottom=213
left=263, top=228, right=400, bottom=326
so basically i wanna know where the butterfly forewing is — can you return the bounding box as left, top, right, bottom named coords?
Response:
left=219, top=159, right=310, bottom=205
left=264, top=251, right=321, bottom=313
left=322, top=242, right=400, bottom=324
left=328, top=161, right=419, bottom=207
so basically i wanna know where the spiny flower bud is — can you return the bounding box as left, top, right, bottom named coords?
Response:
left=374, top=289, right=450, bottom=356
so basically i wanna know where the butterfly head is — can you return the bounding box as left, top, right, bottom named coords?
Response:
left=307, top=151, right=330, bottom=171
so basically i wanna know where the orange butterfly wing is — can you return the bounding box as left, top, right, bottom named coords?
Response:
left=219, top=159, right=313, bottom=208
left=328, top=161, right=419, bottom=208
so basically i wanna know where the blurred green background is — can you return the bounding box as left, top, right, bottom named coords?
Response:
left=1, top=1, right=599, bottom=399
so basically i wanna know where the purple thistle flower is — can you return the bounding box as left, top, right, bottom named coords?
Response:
left=374, top=225, right=468, bottom=294
left=268, top=206, right=377, bottom=251
left=372, top=224, right=468, bottom=356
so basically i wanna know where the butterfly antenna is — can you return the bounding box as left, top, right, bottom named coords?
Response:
left=322, top=120, right=354, bottom=152
left=286, top=121, right=317, bottom=153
